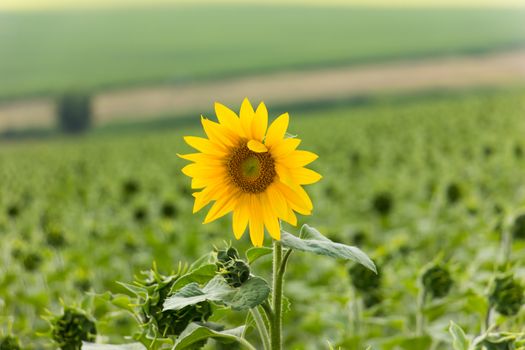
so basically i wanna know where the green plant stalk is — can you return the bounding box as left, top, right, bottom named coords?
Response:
left=484, top=305, right=493, bottom=332
left=500, top=227, right=512, bottom=264
left=271, top=240, right=283, bottom=350
left=261, top=300, right=274, bottom=323
left=352, top=293, right=361, bottom=336
left=237, top=337, right=259, bottom=350
left=416, top=288, right=427, bottom=336
left=250, top=307, right=271, bottom=350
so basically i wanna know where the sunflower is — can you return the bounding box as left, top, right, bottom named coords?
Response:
left=179, top=98, right=321, bottom=247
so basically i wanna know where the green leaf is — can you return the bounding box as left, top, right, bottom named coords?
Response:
left=110, top=295, right=135, bottom=312
left=163, top=275, right=270, bottom=311
left=93, top=291, right=135, bottom=313
left=281, top=225, right=376, bottom=273
left=117, top=282, right=147, bottom=298
left=245, top=247, right=273, bottom=264
left=82, top=343, right=145, bottom=350
left=173, top=323, right=247, bottom=350
left=300, top=224, right=332, bottom=241
left=171, top=264, right=217, bottom=291
left=189, top=252, right=214, bottom=270
left=449, top=321, right=470, bottom=350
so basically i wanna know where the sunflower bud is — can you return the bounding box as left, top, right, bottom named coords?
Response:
left=133, top=206, right=148, bottom=223
left=511, top=213, right=525, bottom=240
left=217, top=247, right=240, bottom=263
left=0, top=335, right=21, bottom=350
left=161, top=201, right=178, bottom=219
left=515, top=144, right=523, bottom=158
left=372, top=192, right=393, bottom=216
left=122, top=179, right=140, bottom=198
left=216, top=248, right=251, bottom=288
left=446, top=183, right=462, bottom=204
left=224, top=260, right=251, bottom=288
left=143, top=280, right=212, bottom=337
left=22, top=251, right=42, bottom=272
left=421, top=264, right=453, bottom=299
left=45, top=226, right=67, bottom=248
left=489, top=275, right=524, bottom=317
left=483, top=145, right=494, bottom=158
left=51, top=308, right=97, bottom=350
left=6, top=204, right=20, bottom=219
left=350, top=151, right=360, bottom=167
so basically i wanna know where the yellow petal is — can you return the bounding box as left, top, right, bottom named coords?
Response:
left=284, top=150, right=319, bottom=168
left=240, top=98, right=255, bottom=139
left=214, top=102, right=242, bottom=133
left=265, top=113, right=289, bottom=148
left=275, top=182, right=312, bottom=215
left=182, top=163, right=225, bottom=178
left=260, top=193, right=281, bottom=240
left=275, top=163, right=297, bottom=188
left=284, top=206, right=298, bottom=226
left=193, top=182, right=230, bottom=212
left=232, top=198, right=249, bottom=239
left=249, top=195, right=264, bottom=247
left=184, top=136, right=226, bottom=156
left=291, top=183, right=314, bottom=211
left=271, top=138, right=301, bottom=159
left=191, top=177, right=208, bottom=189
left=290, top=167, right=322, bottom=185
left=193, top=190, right=213, bottom=213
left=191, top=173, right=226, bottom=189
left=177, top=153, right=222, bottom=163
left=201, top=116, right=238, bottom=147
left=266, top=183, right=289, bottom=220
left=247, top=140, right=268, bottom=153
left=203, top=192, right=238, bottom=224
left=252, top=102, right=268, bottom=141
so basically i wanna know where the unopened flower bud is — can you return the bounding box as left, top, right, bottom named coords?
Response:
left=489, top=275, right=524, bottom=317
left=51, top=308, right=97, bottom=350
left=421, top=265, right=453, bottom=299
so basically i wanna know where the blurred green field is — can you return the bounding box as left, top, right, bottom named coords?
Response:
left=2, top=89, right=525, bottom=348
left=2, top=5, right=525, bottom=99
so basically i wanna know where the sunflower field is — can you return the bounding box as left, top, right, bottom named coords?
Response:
left=2, top=88, right=525, bottom=349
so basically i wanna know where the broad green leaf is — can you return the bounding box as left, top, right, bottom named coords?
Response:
left=173, top=323, right=247, bottom=350
left=171, top=264, right=217, bottom=290
left=189, top=252, right=214, bottom=270
left=110, top=295, right=135, bottom=312
left=300, top=224, right=332, bottom=241
left=281, top=227, right=376, bottom=273
left=117, top=282, right=147, bottom=298
left=449, top=321, right=470, bottom=350
left=163, top=275, right=270, bottom=311
left=93, top=291, right=135, bottom=312
left=245, top=247, right=273, bottom=264
left=82, top=343, right=145, bottom=350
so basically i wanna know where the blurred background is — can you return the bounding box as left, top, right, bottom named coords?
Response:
left=2, top=0, right=525, bottom=349
left=1, top=0, right=525, bottom=136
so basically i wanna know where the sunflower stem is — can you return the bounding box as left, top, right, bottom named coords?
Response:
left=250, top=307, right=271, bottom=350
left=500, top=226, right=512, bottom=264
left=416, top=288, right=427, bottom=336
left=271, top=240, right=283, bottom=350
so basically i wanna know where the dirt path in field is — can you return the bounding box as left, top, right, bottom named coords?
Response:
left=2, top=49, right=525, bottom=131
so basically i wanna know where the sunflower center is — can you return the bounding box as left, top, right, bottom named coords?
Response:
left=227, top=142, right=276, bottom=193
